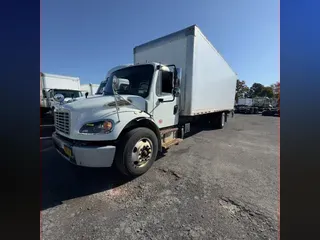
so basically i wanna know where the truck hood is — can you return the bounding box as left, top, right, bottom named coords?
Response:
left=63, top=97, right=78, bottom=103
left=60, top=95, right=147, bottom=112
left=65, top=94, right=100, bottom=102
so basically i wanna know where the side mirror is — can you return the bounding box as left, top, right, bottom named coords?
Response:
left=113, top=76, right=130, bottom=92
left=112, top=76, right=119, bottom=91
left=118, top=78, right=130, bottom=90
left=53, top=94, right=64, bottom=104
left=85, top=92, right=89, bottom=98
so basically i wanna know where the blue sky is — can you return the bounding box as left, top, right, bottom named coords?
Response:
left=41, top=0, right=278, bottom=87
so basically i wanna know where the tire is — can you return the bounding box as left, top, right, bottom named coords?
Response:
left=217, top=112, right=225, bottom=129
left=115, top=127, right=158, bottom=177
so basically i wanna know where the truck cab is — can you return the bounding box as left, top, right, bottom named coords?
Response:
left=52, top=63, right=181, bottom=177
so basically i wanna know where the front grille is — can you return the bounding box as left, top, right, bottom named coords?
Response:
left=54, top=111, right=70, bottom=135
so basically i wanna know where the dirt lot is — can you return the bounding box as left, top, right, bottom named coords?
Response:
left=41, top=115, right=279, bottom=240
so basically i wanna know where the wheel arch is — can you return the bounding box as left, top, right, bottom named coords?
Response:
left=117, top=117, right=162, bottom=152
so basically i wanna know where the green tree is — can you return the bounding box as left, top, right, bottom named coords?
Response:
left=235, top=79, right=249, bottom=102
left=249, top=83, right=264, bottom=97
left=260, top=86, right=274, bottom=98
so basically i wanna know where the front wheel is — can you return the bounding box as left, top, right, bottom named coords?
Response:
left=115, top=127, right=158, bottom=177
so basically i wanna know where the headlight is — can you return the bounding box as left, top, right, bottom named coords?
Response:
left=79, top=120, right=114, bottom=134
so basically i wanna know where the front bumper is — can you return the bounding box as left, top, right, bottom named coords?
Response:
left=52, top=132, right=116, bottom=167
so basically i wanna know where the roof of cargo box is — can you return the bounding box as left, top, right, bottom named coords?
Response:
left=134, top=24, right=198, bottom=53
left=134, top=25, right=237, bottom=76
left=42, top=72, right=80, bottom=80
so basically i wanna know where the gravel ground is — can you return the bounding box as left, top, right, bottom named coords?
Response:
left=41, top=114, right=279, bottom=240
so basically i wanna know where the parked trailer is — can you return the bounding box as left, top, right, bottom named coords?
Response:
left=237, top=98, right=253, bottom=106
left=235, top=97, right=275, bottom=114
left=235, top=98, right=258, bottom=114
left=252, top=97, right=273, bottom=112
left=234, top=105, right=259, bottom=114
left=52, top=25, right=237, bottom=177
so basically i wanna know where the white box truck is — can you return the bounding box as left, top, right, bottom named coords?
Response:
left=40, top=72, right=83, bottom=115
left=52, top=25, right=237, bottom=177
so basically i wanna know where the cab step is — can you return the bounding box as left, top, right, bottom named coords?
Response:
left=160, top=127, right=178, bottom=136
left=162, top=138, right=183, bottom=149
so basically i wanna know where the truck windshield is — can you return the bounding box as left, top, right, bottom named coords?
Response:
left=104, top=65, right=154, bottom=98
left=53, top=90, right=83, bottom=98
left=96, top=80, right=107, bottom=95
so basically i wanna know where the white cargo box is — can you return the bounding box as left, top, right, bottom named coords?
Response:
left=41, top=73, right=80, bottom=91
left=134, top=25, right=237, bottom=116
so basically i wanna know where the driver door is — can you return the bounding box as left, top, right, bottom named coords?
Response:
left=152, top=70, right=179, bottom=129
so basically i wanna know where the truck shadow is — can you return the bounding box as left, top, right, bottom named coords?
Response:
left=157, top=122, right=225, bottom=158
left=183, top=115, right=236, bottom=138
left=41, top=149, right=130, bottom=211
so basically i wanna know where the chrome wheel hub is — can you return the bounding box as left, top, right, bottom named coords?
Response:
left=131, top=138, right=153, bottom=168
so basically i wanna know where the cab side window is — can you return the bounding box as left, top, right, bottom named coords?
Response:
left=157, top=71, right=173, bottom=96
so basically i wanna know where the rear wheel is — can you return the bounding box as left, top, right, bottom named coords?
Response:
left=115, top=127, right=158, bottom=177
left=217, top=112, right=226, bottom=129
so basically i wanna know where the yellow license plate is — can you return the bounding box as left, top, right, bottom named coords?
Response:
left=63, top=146, right=72, bottom=157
